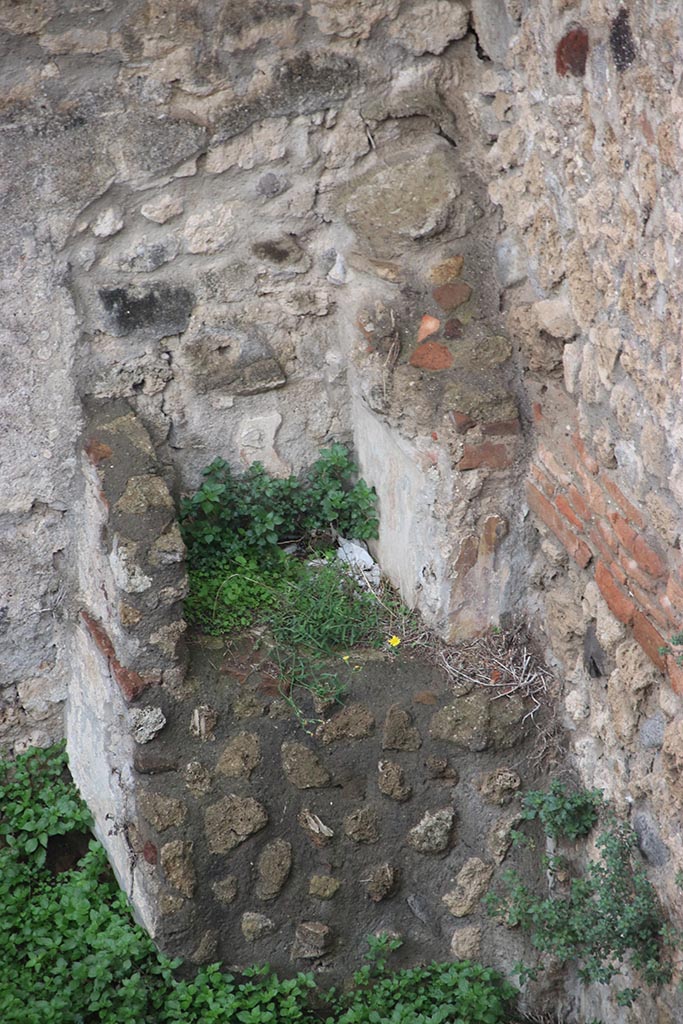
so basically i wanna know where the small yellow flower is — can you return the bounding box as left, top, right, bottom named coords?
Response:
left=342, top=654, right=350, bottom=662
left=387, top=635, right=401, bottom=648
left=353, top=664, right=361, bottom=671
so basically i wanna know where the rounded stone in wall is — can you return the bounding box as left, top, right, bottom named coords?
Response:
left=407, top=808, right=454, bottom=854
left=255, top=839, right=293, bottom=900
left=204, top=795, right=268, bottom=854
left=241, top=912, right=275, bottom=942
left=343, top=806, right=380, bottom=843
left=281, top=741, right=331, bottom=788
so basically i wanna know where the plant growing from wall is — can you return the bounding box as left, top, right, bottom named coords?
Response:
left=487, top=783, right=675, bottom=1007
left=180, top=445, right=416, bottom=727
left=1, top=744, right=518, bottom=1024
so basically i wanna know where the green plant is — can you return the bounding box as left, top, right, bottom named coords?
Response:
left=180, top=445, right=378, bottom=573
left=660, top=630, right=683, bottom=666
left=324, top=935, right=517, bottom=1024
left=487, top=811, right=675, bottom=1006
left=518, top=781, right=603, bottom=841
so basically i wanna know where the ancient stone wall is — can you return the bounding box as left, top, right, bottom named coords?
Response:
left=484, top=3, right=683, bottom=1019
left=1, top=0, right=526, bottom=755
left=3, top=0, right=683, bottom=1018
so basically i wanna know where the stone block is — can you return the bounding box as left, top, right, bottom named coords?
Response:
left=442, top=858, right=494, bottom=917
left=205, top=795, right=268, bottom=854
left=281, top=741, right=331, bottom=788
left=382, top=705, right=422, bottom=751
left=218, top=733, right=261, bottom=779
left=160, top=840, right=196, bottom=898
left=292, top=921, right=333, bottom=959
left=407, top=808, right=454, bottom=854
left=256, top=839, right=292, bottom=900
left=98, top=284, right=194, bottom=339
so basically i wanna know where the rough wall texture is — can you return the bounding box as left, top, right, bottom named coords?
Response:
left=3, top=0, right=683, bottom=1019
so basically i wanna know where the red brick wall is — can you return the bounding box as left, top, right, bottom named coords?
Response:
left=527, top=402, right=683, bottom=692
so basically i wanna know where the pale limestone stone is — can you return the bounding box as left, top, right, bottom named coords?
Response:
left=532, top=296, right=577, bottom=339
left=149, top=620, right=186, bottom=659
left=238, top=413, right=291, bottom=477
left=407, top=809, right=454, bottom=854
left=241, top=912, right=275, bottom=941
left=206, top=119, right=289, bottom=173
left=442, top=859, right=494, bottom=917
left=109, top=537, right=152, bottom=594
left=255, top=839, right=292, bottom=900
left=131, top=706, right=166, bottom=744
left=140, top=193, right=185, bottom=223
left=389, top=0, right=468, bottom=54
left=281, top=741, right=330, bottom=788
left=149, top=523, right=186, bottom=566
left=183, top=204, right=236, bottom=253
left=91, top=207, right=124, bottom=238
left=310, top=0, right=399, bottom=38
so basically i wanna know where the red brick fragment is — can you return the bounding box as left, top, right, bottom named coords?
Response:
left=610, top=513, right=637, bottom=553
left=459, top=442, right=511, bottom=471
left=481, top=418, right=521, bottom=437
left=454, top=536, right=478, bottom=577
left=594, top=561, right=636, bottom=625
left=619, top=554, right=660, bottom=595
left=84, top=438, right=113, bottom=466
left=143, top=842, right=158, bottom=865
left=417, top=314, right=440, bottom=343
left=532, top=402, right=543, bottom=424
left=409, top=341, right=453, bottom=370
left=81, top=610, right=151, bottom=703
left=556, top=26, right=589, bottom=77
left=665, top=576, right=683, bottom=617
left=526, top=483, right=592, bottom=568
left=632, top=612, right=666, bottom=672
left=609, top=561, right=627, bottom=586
left=589, top=528, right=612, bottom=564
left=432, top=281, right=472, bottom=311
left=632, top=536, right=666, bottom=580
left=639, top=113, right=656, bottom=146
left=81, top=610, right=115, bottom=660
left=601, top=477, right=645, bottom=528
left=576, top=467, right=609, bottom=517
left=628, top=581, right=670, bottom=632
left=571, top=433, right=599, bottom=475
left=530, top=464, right=555, bottom=498
left=450, top=411, right=476, bottom=434
left=595, top=519, right=619, bottom=554
left=480, top=515, right=509, bottom=556
left=556, top=494, right=584, bottom=531
left=538, top=444, right=572, bottom=487
left=567, top=485, right=590, bottom=522
left=111, top=662, right=150, bottom=703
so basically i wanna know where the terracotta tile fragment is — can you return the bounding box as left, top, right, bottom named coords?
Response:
left=417, top=314, right=440, bottom=343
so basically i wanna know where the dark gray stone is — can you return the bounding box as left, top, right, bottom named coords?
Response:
left=99, top=283, right=195, bottom=338
left=639, top=712, right=666, bottom=750
left=633, top=813, right=669, bottom=867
